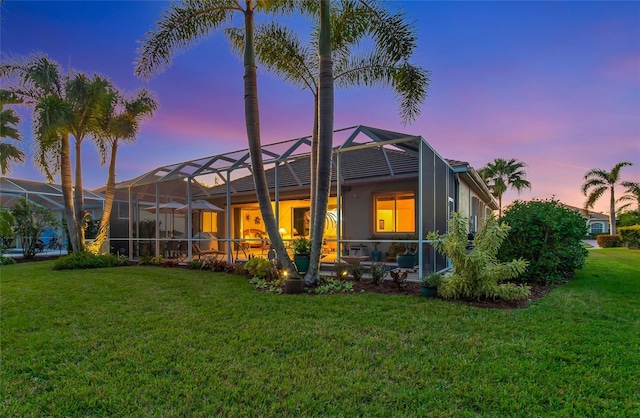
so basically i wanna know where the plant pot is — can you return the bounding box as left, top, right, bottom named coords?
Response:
left=284, top=278, right=304, bottom=294
left=293, top=254, right=310, bottom=274
left=371, top=250, right=382, bottom=262
left=420, top=286, right=437, bottom=297
left=397, top=253, right=416, bottom=269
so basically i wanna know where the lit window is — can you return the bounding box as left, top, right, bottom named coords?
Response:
left=375, top=192, right=415, bottom=233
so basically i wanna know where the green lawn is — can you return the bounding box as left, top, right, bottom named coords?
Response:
left=1, top=249, right=638, bottom=416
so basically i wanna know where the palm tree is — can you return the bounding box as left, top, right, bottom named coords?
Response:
left=227, top=1, right=427, bottom=283
left=617, top=181, right=640, bottom=213
left=1, top=56, right=79, bottom=250
left=135, top=0, right=310, bottom=275
left=1, top=55, right=110, bottom=252
left=479, top=158, right=531, bottom=218
left=87, top=88, right=158, bottom=254
left=66, top=74, right=112, bottom=251
left=0, top=90, right=26, bottom=175
left=582, top=161, right=634, bottom=235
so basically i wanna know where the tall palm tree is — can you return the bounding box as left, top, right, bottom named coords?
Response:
left=582, top=161, right=634, bottom=235
left=1, top=55, right=110, bottom=252
left=135, top=0, right=311, bottom=275
left=87, top=88, right=158, bottom=254
left=227, top=1, right=427, bottom=283
left=479, top=158, right=531, bottom=218
left=0, top=90, right=26, bottom=175
left=1, top=56, right=79, bottom=250
left=66, top=74, right=112, bottom=251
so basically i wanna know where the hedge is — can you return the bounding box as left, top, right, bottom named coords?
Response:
left=618, top=225, right=640, bottom=249
left=596, top=234, right=622, bottom=248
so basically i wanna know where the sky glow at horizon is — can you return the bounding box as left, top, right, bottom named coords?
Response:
left=1, top=0, right=638, bottom=214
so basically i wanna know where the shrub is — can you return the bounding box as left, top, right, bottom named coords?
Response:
left=421, top=273, right=442, bottom=288
left=350, top=261, right=363, bottom=281
left=428, top=212, right=530, bottom=301
left=369, top=262, right=388, bottom=285
left=311, top=277, right=354, bottom=294
left=244, top=257, right=276, bottom=280
left=498, top=199, right=588, bottom=284
left=618, top=226, right=640, bottom=249
left=1, top=256, right=16, bottom=265
left=596, top=234, right=622, bottom=248
left=53, top=252, right=120, bottom=270
left=188, top=259, right=204, bottom=270
left=389, top=269, right=408, bottom=290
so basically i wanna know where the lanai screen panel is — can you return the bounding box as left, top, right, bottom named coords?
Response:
left=420, top=142, right=437, bottom=273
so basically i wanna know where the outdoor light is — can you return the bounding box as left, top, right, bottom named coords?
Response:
left=279, top=227, right=287, bottom=235
left=283, top=270, right=288, bottom=277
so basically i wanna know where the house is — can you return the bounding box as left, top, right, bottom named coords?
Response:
left=562, top=204, right=611, bottom=235
left=109, top=126, right=497, bottom=276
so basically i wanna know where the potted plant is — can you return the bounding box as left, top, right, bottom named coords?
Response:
left=396, top=245, right=417, bottom=269
left=291, top=237, right=311, bottom=274
left=420, top=273, right=441, bottom=297
left=369, top=237, right=382, bottom=262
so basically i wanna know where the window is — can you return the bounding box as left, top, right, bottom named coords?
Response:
left=375, top=192, right=415, bottom=233
left=590, top=222, right=603, bottom=235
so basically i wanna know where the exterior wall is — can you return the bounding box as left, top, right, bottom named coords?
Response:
left=343, top=178, right=418, bottom=255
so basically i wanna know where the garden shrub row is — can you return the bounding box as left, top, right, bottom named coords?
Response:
left=618, top=225, right=640, bottom=249
left=53, top=252, right=129, bottom=270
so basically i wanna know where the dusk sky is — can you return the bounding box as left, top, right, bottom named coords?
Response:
left=1, top=0, right=638, bottom=213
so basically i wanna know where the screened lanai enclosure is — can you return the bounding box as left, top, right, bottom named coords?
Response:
left=0, top=177, right=105, bottom=249
left=110, top=126, right=478, bottom=277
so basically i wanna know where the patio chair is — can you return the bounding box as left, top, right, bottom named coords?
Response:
left=192, top=243, right=226, bottom=260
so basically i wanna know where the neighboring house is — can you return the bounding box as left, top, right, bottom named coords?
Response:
left=109, top=126, right=497, bottom=275
left=562, top=204, right=611, bottom=235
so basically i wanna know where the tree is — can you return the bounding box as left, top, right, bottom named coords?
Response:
left=87, top=88, right=158, bottom=254
left=617, top=181, right=640, bottom=213
left=10, top=197, right=59, bottom=259
left=479, top=158, right=531, bottom=218
left=226, top=1, right=428, bottom=284
left=1, top=56, right=78, bottom=251
left=0, top=90, right=26, bottom=175
left=581, top=161, right=634, bottom=235
left=135, top=0, right=309, bottom=276
left=1, top=55, right=111, bottom=252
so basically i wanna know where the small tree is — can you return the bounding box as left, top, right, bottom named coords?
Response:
left=498, top=199, right=588, bottom=284
left=10, top=198, right=59, bottom=259
left=427, top=212, right=529, bottom=301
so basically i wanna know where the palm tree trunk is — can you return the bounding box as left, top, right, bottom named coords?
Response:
left=60, top=133, right=77, bottom=252
left=305, top=0, right=333, bottom=285
left=73, top=139, right=86, bottom=251
left=243, top=4, right=297, bottom=275
left=610, top=186, right=616, bottom=235
left=88, top=140, right=118, bottom=254
left=309, top=95, right=319, bottom=236
left=498, top=195, right=502, bottom=219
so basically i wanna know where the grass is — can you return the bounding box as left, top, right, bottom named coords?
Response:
left=1, top=249, right=639, bottom=416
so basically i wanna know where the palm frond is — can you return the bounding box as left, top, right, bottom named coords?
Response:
left=135, top=0, right=238, bottom=79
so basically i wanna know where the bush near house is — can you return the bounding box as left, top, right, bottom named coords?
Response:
left=53, top=252, right=128, bottom=270
left=498, top=199, right=588, bottom=284
left=618, top=226, right=640, bottom=249
left=428, top=212, right=530, bottom=301
left=596, top=234, right=622, bottom=248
